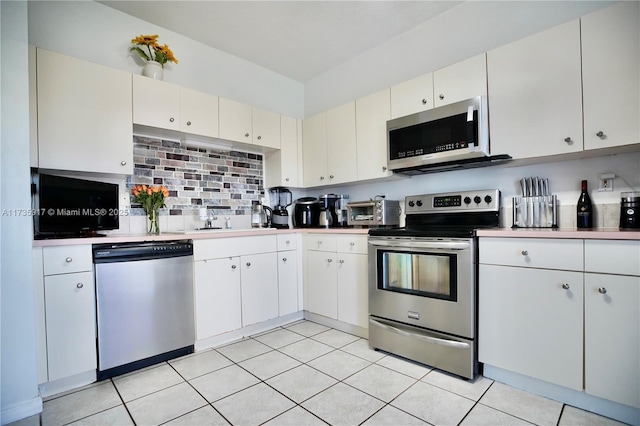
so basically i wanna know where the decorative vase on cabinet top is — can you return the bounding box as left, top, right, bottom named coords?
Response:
left=142, top=60, right=163, bottom=80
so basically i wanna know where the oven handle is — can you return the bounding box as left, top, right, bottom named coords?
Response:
left=368, top=240, right=470, bottom=251
left=370, top=318, right=471, bottom=350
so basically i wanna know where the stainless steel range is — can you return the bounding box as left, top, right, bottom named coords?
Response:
left=368, top=189, right=500, bottom=379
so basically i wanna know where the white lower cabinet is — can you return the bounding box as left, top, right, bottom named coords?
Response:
left=278, top=251, right=299, bottom=316
left=240, top=252, right=279, bottom=326
left=305, top=234, right=368, bottom=328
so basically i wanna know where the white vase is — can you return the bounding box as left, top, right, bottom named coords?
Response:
left=142, top=60, right=163, bottom=80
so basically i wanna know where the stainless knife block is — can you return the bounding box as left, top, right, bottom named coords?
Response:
left=512, top=195, right=557, bottom=228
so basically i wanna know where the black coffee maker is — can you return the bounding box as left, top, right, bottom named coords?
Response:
left=269, top=187, right=292, bottom=229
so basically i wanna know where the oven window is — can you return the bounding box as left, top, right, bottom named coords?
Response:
left=379, top=250, right=457, bottom=301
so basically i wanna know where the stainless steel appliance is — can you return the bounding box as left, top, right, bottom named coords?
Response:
left=93, top=241, right=195, bottom=380
left=368, top=189, right=500, bottom=379
left=347, top=197, right=400, bottom=227
left=293, top=197, right=320, bottom=228
left=251, top=200, right=271, bottom=228
left=269, top=187, right=292, bottom=229
left=335, top=194, right=350, bottom=227
left=620, top=192, right=640, bottom=229
left=387, top=96, right=510, bottom=174
left=319, top=194, right=350, bottom=228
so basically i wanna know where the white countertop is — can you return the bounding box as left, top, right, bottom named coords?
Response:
left=476, top=227, right=640, bottom=240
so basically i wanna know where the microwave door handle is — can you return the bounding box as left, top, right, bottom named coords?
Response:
left=369, top=240, right=470, bottom=250
left=370, top=319, right=470, bottom=350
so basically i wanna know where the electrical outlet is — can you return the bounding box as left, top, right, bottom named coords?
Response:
left=598, top=173, right=615, bottom=192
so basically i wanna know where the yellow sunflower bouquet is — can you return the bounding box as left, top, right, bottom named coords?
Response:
left=130, top=34, right=178, bottom=67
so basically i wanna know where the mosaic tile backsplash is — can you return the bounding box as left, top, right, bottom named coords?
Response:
left=128, top=135, right=264, bottom=218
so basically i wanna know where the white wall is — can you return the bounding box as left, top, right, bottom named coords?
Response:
left=304, top=1, right=612, bottom=116
left=1, top=1, right=42, bottom=424
left=28, top=0, right=304, bottom=118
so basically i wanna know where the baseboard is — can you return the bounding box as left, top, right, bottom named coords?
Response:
left=38, top=370, right=97, bottom=399
left=484, top=364, right=640, bottom=426
left=1, top=396, right=42, bottom=425
left=303, top=311, right=368, bottom=339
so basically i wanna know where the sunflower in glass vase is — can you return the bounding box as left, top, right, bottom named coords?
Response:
left=132, top=184, right=169, bottom=234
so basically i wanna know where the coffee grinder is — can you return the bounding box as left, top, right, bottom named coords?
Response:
left=269, top=187, right=292, bottom=229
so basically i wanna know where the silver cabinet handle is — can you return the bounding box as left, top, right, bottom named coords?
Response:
left=350, top=242, right=355, bottom=246
left=382, top=166, right=387, bottom=172
left=521, top=250, right=528, bottom=256
left=562, top=283, right=570, bottom=290
left=317, top=240, right=322, bottom=245
left=282, top=257, right=287, bottom=262
left=327, top=259, right=332, bottom=263
left=339, top=259, right=344, bottom=264
left=564, top=137, right=572, bottom=144
left=257, top=135, right=262, bottom=140
left=231, top=264, right=237, bottom=270
left=320, top=176, right=325, bottom=180
left=596, top=131, right=605, bottom=138
left=120, top=161, right=127, bottom=166
left=329, top=175, right=335, bottom=179
left=169, top=117, right=175, bottom=123
left=598, top=287, right=607, bottom=294
left=439, top=94, right=444, bottom=100
left=244, top=133, right=250, bottom=137
left=421, top=99, right=427, bottom=105
left=76, top=283, right=83, bottom=289
left=285, top=177, right=290, bottom=182
left=246, top=262, right=251, bottom=267
left=186, top=121, right=192, bottom=126
left=65, top=257, right=73, bottom=263
left=285, top=240, right=290, bottom=245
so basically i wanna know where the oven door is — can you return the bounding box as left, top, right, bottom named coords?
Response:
left=368, top=236, right=475, bottom=339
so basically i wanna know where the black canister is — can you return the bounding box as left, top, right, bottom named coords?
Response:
left=620, top=192, right=640, bottom=229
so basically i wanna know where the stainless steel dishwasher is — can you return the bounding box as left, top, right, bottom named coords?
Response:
left=93, top=240, right=194, bottom=380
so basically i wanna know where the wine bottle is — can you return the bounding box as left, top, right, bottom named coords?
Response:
left=576, top=180, right=593, bottom=228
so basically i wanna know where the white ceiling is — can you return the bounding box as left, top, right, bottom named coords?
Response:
left=98, top=1, right=462, bottom=82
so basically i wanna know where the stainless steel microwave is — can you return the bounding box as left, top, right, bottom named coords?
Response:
left=387, top=96, right=505, bottom=174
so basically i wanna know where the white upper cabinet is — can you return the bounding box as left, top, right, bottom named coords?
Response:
left=581, top=1, right=640, bottom=150
left=326, top=101, right=358, bottom=185
left=390, top=72, right=433, bottom=119
left=179, top=87, right=219, bottom=138
left=302, top=112, right=328, bottom=187
left=487, top=20, right=583, bottom=159
left=433, top=53, right=487, bottom=107
left=356, top=89, right=392, bottom=181
left=252, top=107, right=281, bottom=149
left=219, top=97, right=253, bottom=144
left=132, top=75, right=181, bottom=131
left=37, top=48, right=133, bottom=175
left=265, top=115, right=301, bottom=188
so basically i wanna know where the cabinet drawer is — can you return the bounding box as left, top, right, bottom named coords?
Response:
left=336, top=235, right=368, bottom=254
left=479, top=238, right=583, bottom=271
left=43, top=245, right=92, bottom=275
left=194, top=235, right=276, bottom=260
left=277, top=233, right=297, bottom=251
left=306, top=234, right=336, bottom=252
left=585, top=240, right=640, bottom=276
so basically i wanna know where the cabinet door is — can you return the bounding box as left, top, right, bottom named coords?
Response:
left=241, top=252, right=279, bottom=326
left=337, top=253, right=368, bottom=328
left=326, top=101, right=358, bottom=185
left=585, top=273, right=640, bottom=408
left=390, top=72, right=433, bottom=119
left=180, top=87, right=219, bottom=138
left=265, top=115, right=299, bottom=188
left=478, top=264, right=583, bottom=390
left=278, top=251, right=298, bottom=316
left=37, top=49, right=133, bottom=175
left=45, top=271, right=96, bottom=381
left=582, top=1, right=640, bottom=151
left=219, top=97, right=252, bottom=144
left=253, top=107, right=281, bottom=149
left=302, top=112, right=328, bottom=187
left=356, top=89, right=392, bottom=181
left=434, top=53, right=487, bottom=107
left=306, top=250, right=337, bottom=319
left=194, top=257, right=241, bottom=339
left=487, top=20, right=583, bottom=159
left=132, top=75, right=180, bottom=131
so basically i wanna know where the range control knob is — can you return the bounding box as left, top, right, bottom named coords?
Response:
left=474, top=196, right=482, bottom=204
left=408, top=200, right=415, bottom=207
left=484, top=195, right=493, bottom=204
left=416, top=200, right=423, bottom=207
left=464, top=196, right=471, bottom=205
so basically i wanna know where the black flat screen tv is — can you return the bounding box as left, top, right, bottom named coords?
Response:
left=36, top=174, right=119, bottom=238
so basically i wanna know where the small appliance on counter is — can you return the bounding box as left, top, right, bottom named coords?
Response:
left=512, top=176, right=557, bottom=228
left=620, top=192, right=640, bottom=229
left=251, top=200, right=271, bottom=228
left=347, top=196, right=400, bottom=227
left=318, top=194, right=350, bottom=228
left=269, top=187, right=292, bottom=229
left=293, top=197, right=320, bottom=228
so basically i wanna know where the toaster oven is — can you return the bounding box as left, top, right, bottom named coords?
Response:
left=347, top=199, right=400, bottom=227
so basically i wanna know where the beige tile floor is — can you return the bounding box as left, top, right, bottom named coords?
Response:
left=15, top=320, right=626, bottom=426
